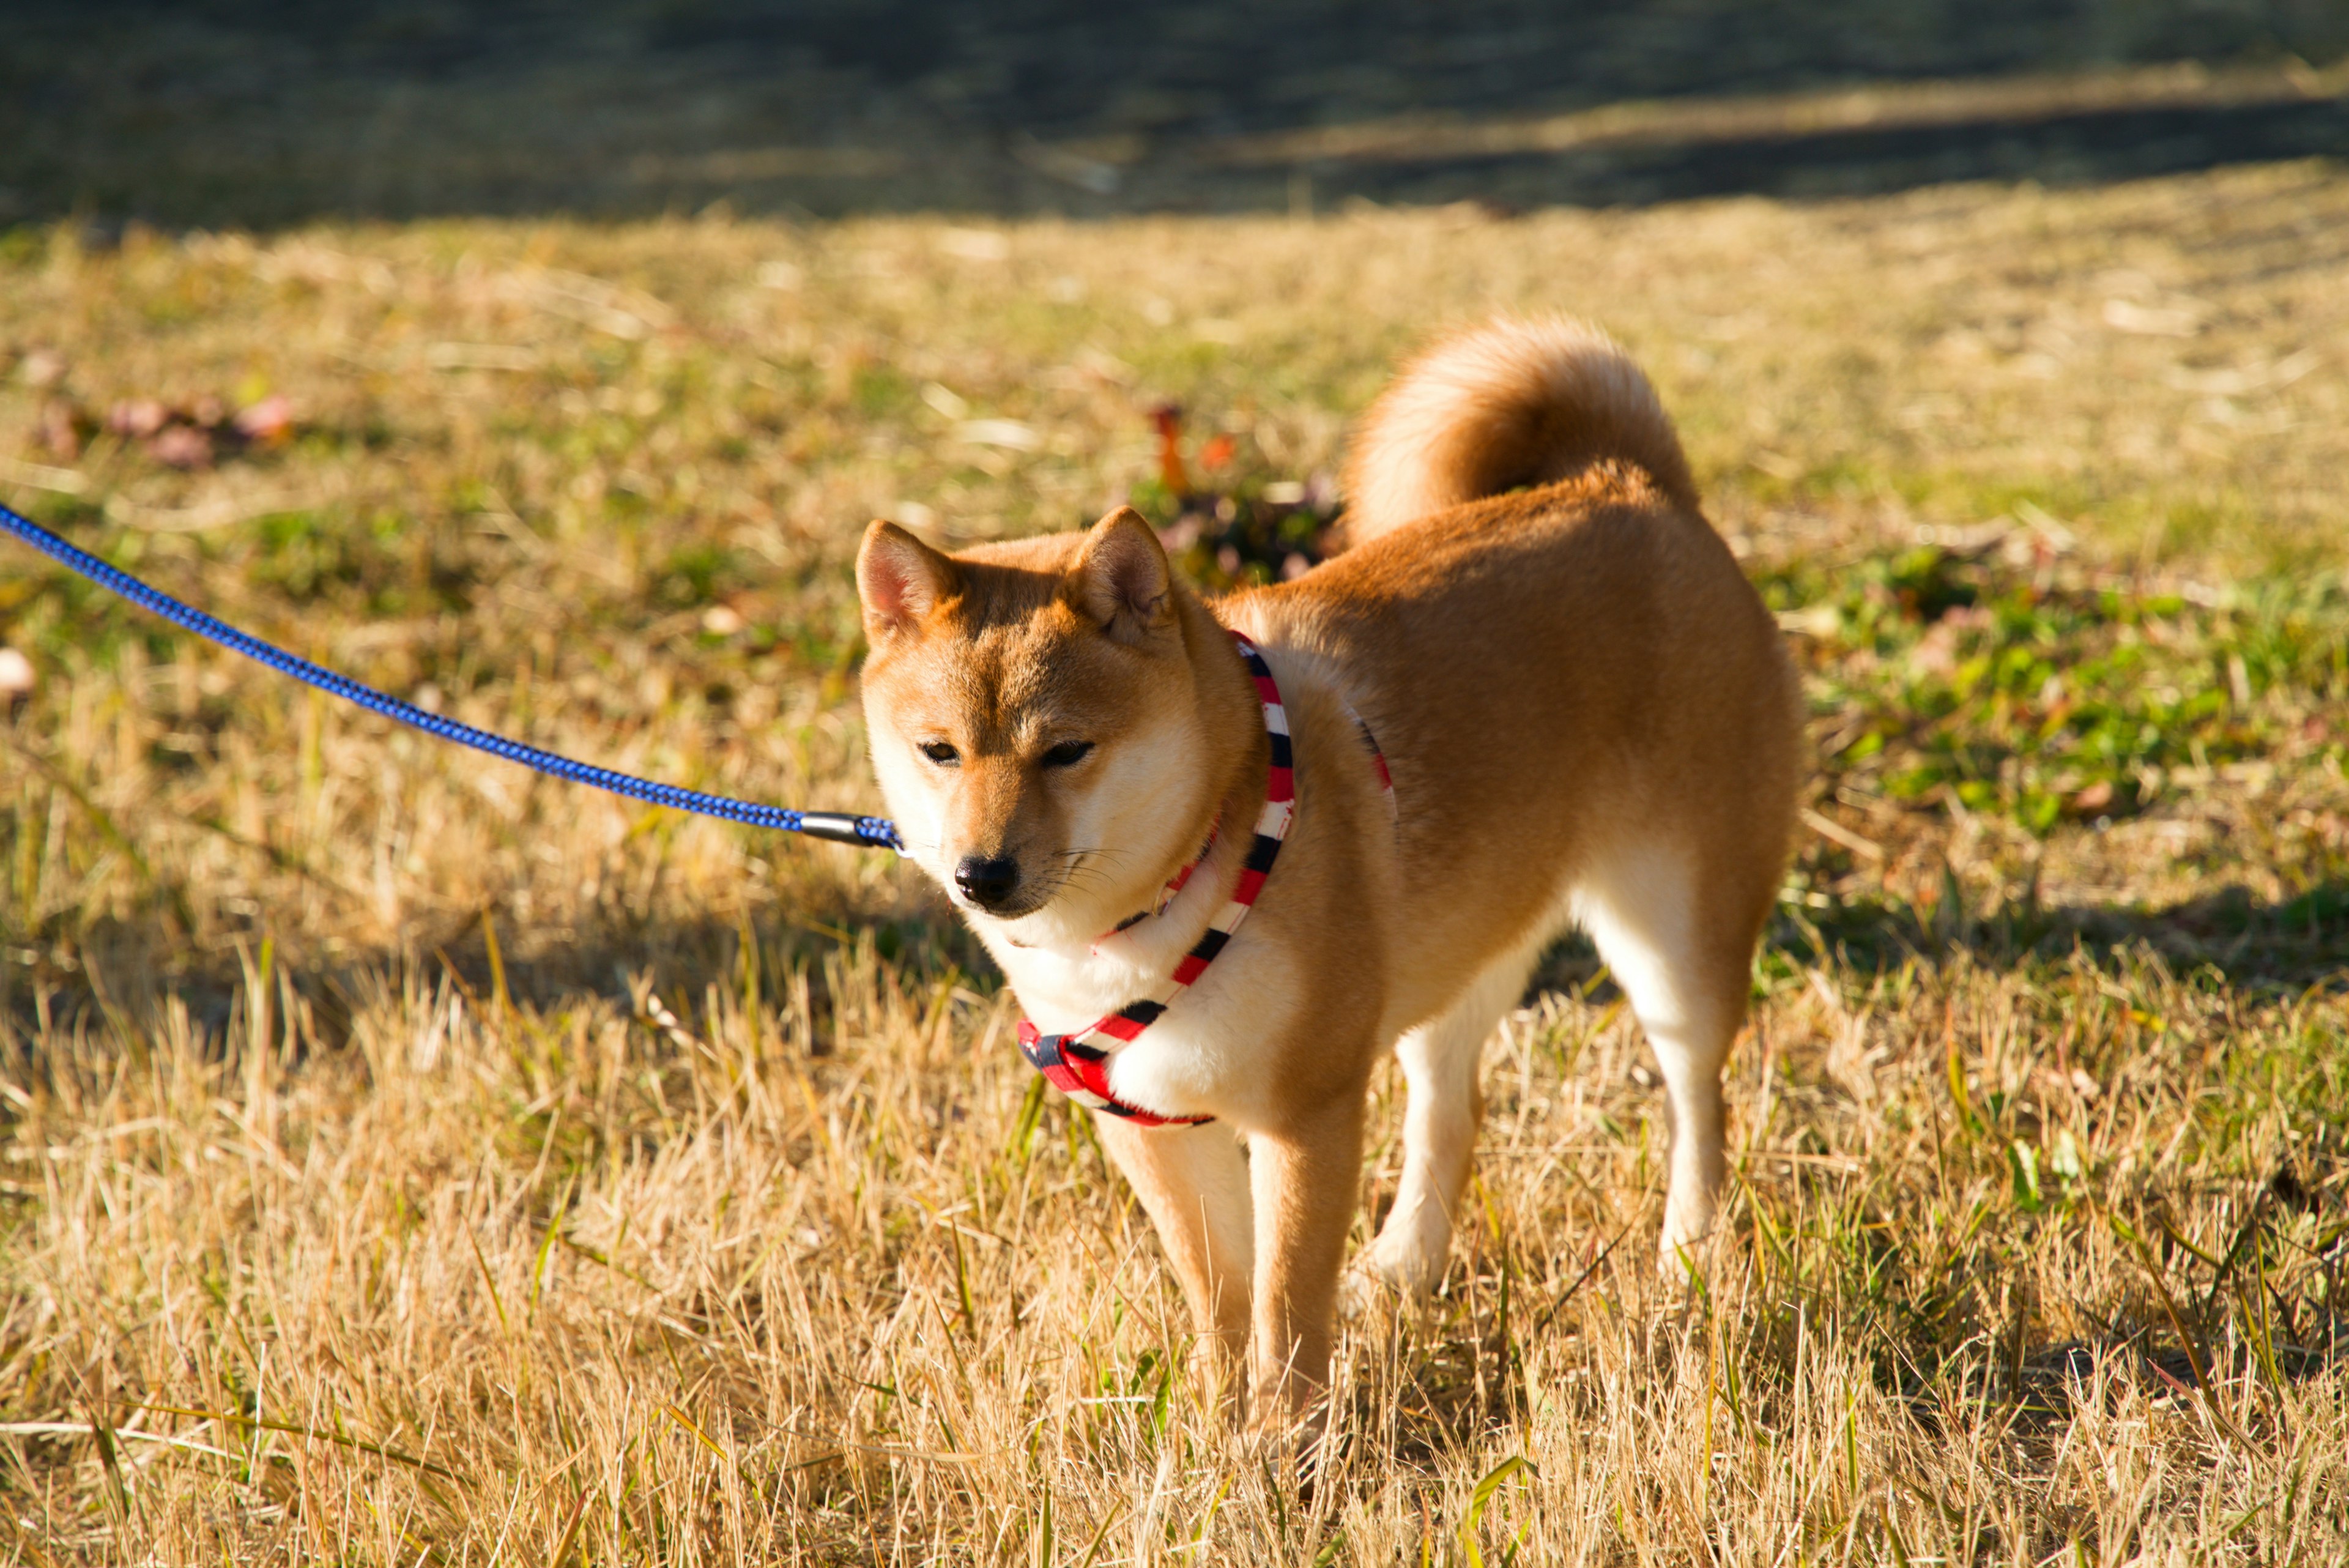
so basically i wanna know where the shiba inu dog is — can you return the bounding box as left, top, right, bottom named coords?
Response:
left=855, top=318, right=1801, bottom=1425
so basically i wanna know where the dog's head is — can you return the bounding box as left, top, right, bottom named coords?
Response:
left=856, top=507, right=1217, bottom=942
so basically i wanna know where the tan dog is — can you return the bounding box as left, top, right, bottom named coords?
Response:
left=855, top=318, right=1800, bottom=1425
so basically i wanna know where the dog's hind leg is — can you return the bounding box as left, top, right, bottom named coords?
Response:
left=1577, top=845, right=1760, bottom=1273
left=1345, top=937, right=1543, bottom=1308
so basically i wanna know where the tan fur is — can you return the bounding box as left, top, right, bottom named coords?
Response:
left=855, top=317, right=1802, bottom=1429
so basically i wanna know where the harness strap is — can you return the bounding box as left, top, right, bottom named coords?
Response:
left=1097, top=816, right=1220, bottom=948
left=1015, top=641, right=1401, bottom=1128
left=1016, top=630, right=1292, bottom=1127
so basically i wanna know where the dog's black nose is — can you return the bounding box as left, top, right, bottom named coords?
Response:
left=954, top=855, right=1021, bottom=910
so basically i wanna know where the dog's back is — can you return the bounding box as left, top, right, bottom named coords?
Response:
left=1239, top=319, right=1798, bottom=990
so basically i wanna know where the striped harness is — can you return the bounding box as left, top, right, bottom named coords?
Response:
left=1015, top=631, right=1392, bottom=1128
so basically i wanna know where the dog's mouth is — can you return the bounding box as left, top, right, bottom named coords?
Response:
left=950, top=849, right=1101, bottom=926
left=949, top=864, right=1055, bottom=923
left=959, top=888, right=1054, bottom=922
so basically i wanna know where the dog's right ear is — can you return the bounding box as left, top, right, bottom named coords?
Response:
left=858, top=520, right=957, bottom=641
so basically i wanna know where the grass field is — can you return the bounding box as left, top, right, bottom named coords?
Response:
left=3, top=161, right=2349, bottom=1562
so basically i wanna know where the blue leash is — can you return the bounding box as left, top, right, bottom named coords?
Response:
left=0, top=500, right=902, bottom=850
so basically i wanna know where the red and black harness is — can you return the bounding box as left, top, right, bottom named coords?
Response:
left=1016, top=631, right=1391, bottom=1128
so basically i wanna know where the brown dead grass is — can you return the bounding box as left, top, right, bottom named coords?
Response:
left=1, top=163, right=2347, bottom=1563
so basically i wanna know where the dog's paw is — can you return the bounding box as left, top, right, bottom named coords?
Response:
left=1339, top=1240, right=1440, bottom=1322
left=1337, top=1263, right=1396, bottom=1323
left=1654, top=1222, right=1723, bottom=1296
left=1658, top=1186, right=1720, bottom=1266
left=1242, top=1397, right=1340, bottom=1493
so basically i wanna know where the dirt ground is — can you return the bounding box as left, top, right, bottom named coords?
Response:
left=4, top=1, right=2347, bottom=227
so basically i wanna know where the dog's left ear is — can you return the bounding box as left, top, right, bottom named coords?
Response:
left=1069, top=508, right=1174, bottom=646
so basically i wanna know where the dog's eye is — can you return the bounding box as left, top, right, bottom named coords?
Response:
left=1041, top=740, right=1094, bottom=769
left=920, top=741, right=960, bottom=767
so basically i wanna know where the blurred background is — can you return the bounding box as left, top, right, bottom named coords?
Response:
left=4, top=0, right=2346, bottom=228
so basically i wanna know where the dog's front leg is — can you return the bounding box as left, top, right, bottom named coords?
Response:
left=1095, top=1117, right=1254, bottom=1396
left=1244, top=1091, right=1367, bottom=1429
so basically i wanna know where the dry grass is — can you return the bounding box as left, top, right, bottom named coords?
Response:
left=2, top=163, right=2348, bottom=1562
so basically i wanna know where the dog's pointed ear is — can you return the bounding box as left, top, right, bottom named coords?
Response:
left=1068, top=507, right=1174, bottom=645
left=858, top=520, right=957, bottom=641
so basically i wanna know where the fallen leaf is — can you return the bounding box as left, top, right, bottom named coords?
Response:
left=232, top=394, right=295, bottom=445
left=108, top=398, right=170, bottom=439
left=37, top=399, right=86, bottom=459
left=957, top=418, right=1041, bottom=452
left=2101, top=297, right=2202, bottom=338
left=17, top=349, right=67, bottom=389
left=1909, top=619, right=1962, bottom=678
left=1151, top=403, right=1189, bottom=495
left=147, top=425, right=215, bottom=469
left=937, top=228, right=1010, bottom=262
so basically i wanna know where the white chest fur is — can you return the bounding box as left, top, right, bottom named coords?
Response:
left=978, top=841, right=1301, bottom=1127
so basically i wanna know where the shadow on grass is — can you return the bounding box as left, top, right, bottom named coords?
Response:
left=1342, top=92, right=2349, bottom=212
left=10, top=873, right=2345, bottom=1071
left=1783, top=877, right=2349, bottom=991
left=2, top=871, right=980, bottom=1074
left=1343, top=1185, right=2349, bottom=1476
left=0, top=1, right=2343, bottom=229
left=1510, top=879, right=2349, bottom=1006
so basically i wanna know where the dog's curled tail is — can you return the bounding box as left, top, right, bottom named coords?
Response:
left=1340, top=316, right=1698, bottom=546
